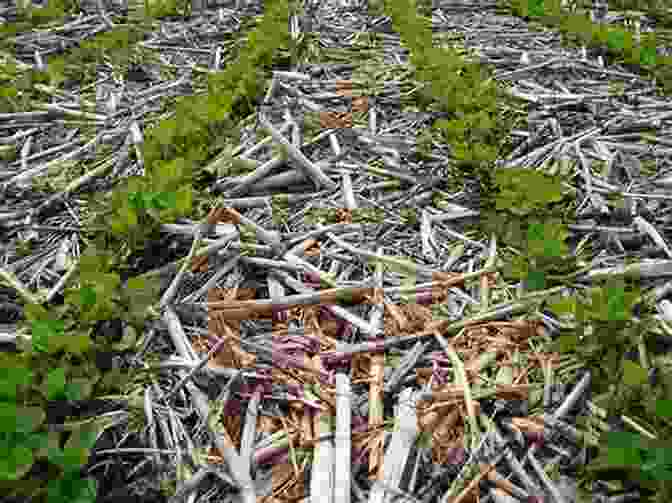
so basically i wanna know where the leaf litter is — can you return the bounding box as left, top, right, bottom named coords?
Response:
left=0, top=0, right=672, bottom=502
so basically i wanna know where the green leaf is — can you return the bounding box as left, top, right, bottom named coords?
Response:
left=608, top=292, right=626, bottom=319
left=45, top=368, right=67, bottom=400
left=56, top=437, right=92, bottom=471
left=66, top=377, right=95, bottom=402
left=588, top=283, right=637, bottom=323
left=64, top=422, right=99, bottom=460
left=78, top=248, right=113, bottom=277
left=547, top=296, right=577, bottom=316
left=606, top=30, right=627, bottom=51
left=173, top=187, right=192, bottom=216
left=150, top=191, right=176, bottom=210
left=527, top=221, right=569, bottom=258
left=640, top=446, right=672, bottom=481
left=642, top=463, right=672, bottom=481
left=0, top=366, right=34, bottom=401
left=60, top=332, right=92, bottom=356
left=621, top=359, right=648, bottom=386
left=33, top=429, right=61, bottom=461
left=525, top=270, right=546, bottom=291
left=78, top=286, right=97, bottom=308
left=47, top=471, right=97, bottom=503
left=644, top=446, right=672, bottom=467
left=605, top=445, right=643, bottom=467
left=639, top=47, right=656, bottom=66
left=23, top=430, right=50, bottom=451
left=0, top=444, right=33, bottom=481
left=527, top=0, right=544, bottom=16
left=24, top=303, right=49, bottom=322
left=64, top=382, right=82, bottom=402
left=0, top=404, right=45, bottom=433
left=152, top=118, right=177, bottom=146
left=605, top=431, right=645, bottom=450
left=127, top=191, right=148, bottom=211
left=46, top=445, right=67, bottom=471
left=553, top=334, right=578, bottom=353
left=109, top=212, right=135, bottom=234
left=656, top=399, right=672, bottom=418
left=31, top=319, right=65, bottom=353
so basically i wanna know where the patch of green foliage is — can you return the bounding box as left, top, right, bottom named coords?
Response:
left=86, top=165, right=194, bottom=251
left=498, top=0, right=672, bottom=93
left=383, top=6, right=671, bottom=497
left=142, top=0, right=191, bottom=19
left=14, top=0, right=79, bottom=27
left=0, top=240, right=160, bottom=500
left=476, top=161, right=577, bottom=291
left=588, top=430, right=672, bottom=481
left=0, top=61, right=56, bottom=114
left=547, top=278, right=643, bottom=390
left=0, top=374, right=101, bottom=503
left=90, top=0, right=292, bottom=249
left=0, top=0, right=298, bottom=497
left=546, top=276, right=672, bottom=499
left=382, top=0, right=521, bottom=218
left=47, top=26, right=152, bottom=87
left=0, top=25, right=161, bottom=116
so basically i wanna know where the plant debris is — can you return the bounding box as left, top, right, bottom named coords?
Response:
left=1, top=0, right=672, bottom=502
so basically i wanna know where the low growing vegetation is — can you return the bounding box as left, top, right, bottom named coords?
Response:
left=0, top=0, right=671, bottom=500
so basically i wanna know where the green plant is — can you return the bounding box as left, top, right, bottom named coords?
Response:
left=0, top=239, right=163, bottom=498
left=143, top=0, right=190, bottom=18
left=586, top=430, right=672, bottom=485
left=544, top=274, right=672, bottom=500
left=0, top=360, right=48, bottom=482
left=0, top=347, right=102, bottom=502
left=15, top=0, right=78, bottom=25
left=498, top=0, right=672, bottom=92
left=63, top=246, right=160, bottom=333
left=382, top=0, right=524, bottom=218
left=0, top=1, right=299, bottom=498
left=477, top=168, right=576, bottom=290
left=383, top=4, right=672, bottom=492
